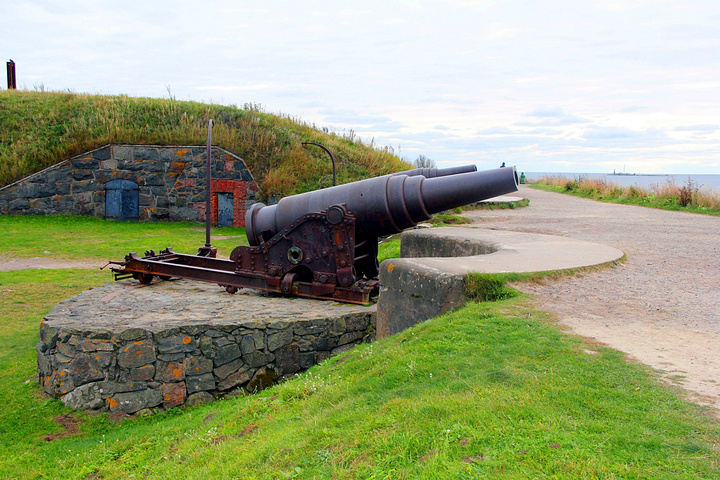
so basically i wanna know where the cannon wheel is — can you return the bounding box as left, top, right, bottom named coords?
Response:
left=138, top=273, right=154, bottom=284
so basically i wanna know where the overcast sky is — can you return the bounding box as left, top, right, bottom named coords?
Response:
left=2, top=1, right=719, bottom=174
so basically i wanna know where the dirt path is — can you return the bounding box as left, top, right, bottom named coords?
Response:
left=465, top=185, right=720, bottom=412
left=0, top=256, right=104, bottom=272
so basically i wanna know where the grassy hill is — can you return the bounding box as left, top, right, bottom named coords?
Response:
left=0, top=90, right=409, bottom=197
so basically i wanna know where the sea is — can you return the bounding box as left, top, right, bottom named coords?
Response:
left=523, top=172, right=720, bottom=191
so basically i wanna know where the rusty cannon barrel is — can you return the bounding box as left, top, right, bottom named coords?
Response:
left=246, top=166, right=518, bottom=246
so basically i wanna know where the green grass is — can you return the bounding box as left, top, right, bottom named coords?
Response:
left=428, top=213, right=473, bottom=226
left=378, top=235, right=402, bottom=263
left=2, top=284, right=719, bottom=479
left=0, top=216, right=718, bottom=478
left=0, top=90, right=409, bottom=197
left=0, top=269, right=109, bottom=458
left=459, top=198, right=530, bottom=211
left=0, top=214, right=248, bottom=261
left=464, top=273, right=518, bottom=302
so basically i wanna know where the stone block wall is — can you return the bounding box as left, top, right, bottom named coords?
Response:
left=0, top=145, right=258, bottom=227
left=38, top=312, right=374, bottom=413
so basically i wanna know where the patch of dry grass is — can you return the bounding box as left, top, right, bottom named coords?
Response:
left=534, top=175, right=720, bottom=213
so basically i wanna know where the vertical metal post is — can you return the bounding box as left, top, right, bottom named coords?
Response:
left=6, top=60, right=16, bottom=90
left=301, top=142, right=337, bottom=186
left=197, top=119, right=217, bottom=257
left=205, top=119, right=213, bottom=247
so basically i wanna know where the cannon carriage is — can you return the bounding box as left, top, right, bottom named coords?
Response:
left=110, top=165, right=518, bottom=304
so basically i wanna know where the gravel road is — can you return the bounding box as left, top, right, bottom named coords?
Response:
left=465, top=185, right=720, bottom=412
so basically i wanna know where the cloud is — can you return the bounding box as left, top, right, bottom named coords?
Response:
left=620, top=105, right=649, bottom=113
left=582, top=126, right=636, bottom=140
left=524, top=128, right=565, bottom=136
left=580, top=126, right=670, bottom=147
left=515, top=116, right=589, bottom=127
left=320, top=111, right=408, bottom=134
left=323, top=113, right=396, bottom=126
left=516, top=106, right=589, bottom=126
left=673, top=124, right=719, bottom=132
left=475, top=126, right=515, bottom=135
left=526, top=106, right=565, bottom=117
left=198, top=83, right=279, bottom=92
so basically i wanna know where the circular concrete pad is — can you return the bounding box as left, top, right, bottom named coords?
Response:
left=400, top=227, right=624, bottom=274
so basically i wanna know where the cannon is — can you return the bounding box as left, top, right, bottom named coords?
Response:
left=109, top=165, right=518, bottom=304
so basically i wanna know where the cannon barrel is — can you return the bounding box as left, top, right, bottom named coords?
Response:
left=392, top=164, right=477, bottom=178
left=246, top=166, right=518, bottom=246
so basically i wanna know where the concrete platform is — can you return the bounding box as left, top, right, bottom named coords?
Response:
left=397, top=227, right=624, bottom=274
left=376, top=227, right=624, bottom=338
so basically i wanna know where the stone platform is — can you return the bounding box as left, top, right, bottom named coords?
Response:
left=38, top=279, right=375, bottom=413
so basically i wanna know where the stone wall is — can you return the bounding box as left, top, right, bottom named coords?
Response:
left=0, top=145, right=258, bottom=227
left=37, top=280, right=375, bottom=413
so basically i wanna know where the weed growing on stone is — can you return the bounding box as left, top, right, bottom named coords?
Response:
left=464, top=272, right=519, bottom=302
left=428, top=213, right=472, bottom=226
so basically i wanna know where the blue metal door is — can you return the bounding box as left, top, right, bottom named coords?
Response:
left=217, top=193, right=234, bottom=227
left=105, top=179, right=139, bottom=220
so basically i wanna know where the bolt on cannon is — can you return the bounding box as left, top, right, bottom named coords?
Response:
left=109, top=165, right=519, bottom=304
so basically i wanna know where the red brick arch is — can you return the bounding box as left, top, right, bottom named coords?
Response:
left=210, top=179, right=249, bottom=227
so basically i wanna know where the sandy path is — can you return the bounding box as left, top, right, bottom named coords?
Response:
left=465, top=185, right=720, bottom=412
left=0, top=256, right=105, bottom=272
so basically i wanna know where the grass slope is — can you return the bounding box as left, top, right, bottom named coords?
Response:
left=0, top=90, right=409, bottom=196
left=0, top=216, right=718, bottom=478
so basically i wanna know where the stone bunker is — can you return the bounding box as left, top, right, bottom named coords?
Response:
left=0, top=144, right=258, bottom=227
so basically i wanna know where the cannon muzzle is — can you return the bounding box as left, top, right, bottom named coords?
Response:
left=247, top=166, right=518, bottom=246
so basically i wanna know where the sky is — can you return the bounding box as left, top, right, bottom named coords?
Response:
left=2, top=1, right=719, bottom=174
